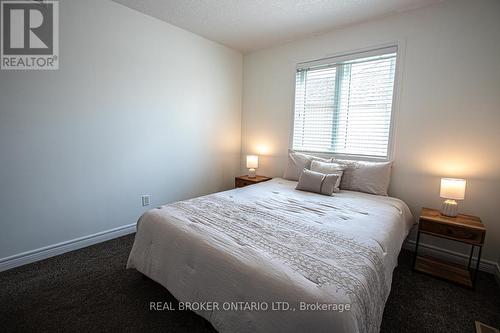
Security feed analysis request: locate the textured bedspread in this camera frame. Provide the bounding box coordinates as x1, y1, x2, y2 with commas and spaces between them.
127, 178, 414, 333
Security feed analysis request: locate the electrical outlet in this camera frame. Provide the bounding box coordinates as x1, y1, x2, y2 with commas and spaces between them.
141, 195, 151, 207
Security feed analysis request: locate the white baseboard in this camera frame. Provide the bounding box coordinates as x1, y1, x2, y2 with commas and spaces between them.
0, 223, 136, 273
404, 239, 500, 285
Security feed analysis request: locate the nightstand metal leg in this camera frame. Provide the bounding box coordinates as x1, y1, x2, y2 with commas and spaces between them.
472, 245, 483, 288
467, 245, 474, 270
413, 230, 421, 269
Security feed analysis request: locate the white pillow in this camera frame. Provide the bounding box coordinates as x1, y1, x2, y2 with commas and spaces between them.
295, 169, 339, 196
310, 160, 344, 192
283, 150, 330, 181
333, 159, 393, 196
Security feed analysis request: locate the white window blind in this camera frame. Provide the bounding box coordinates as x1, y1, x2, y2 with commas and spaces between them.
292, 46, 397, 159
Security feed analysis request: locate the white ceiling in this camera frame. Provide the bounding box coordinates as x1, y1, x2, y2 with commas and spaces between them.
112, 0, 441, 53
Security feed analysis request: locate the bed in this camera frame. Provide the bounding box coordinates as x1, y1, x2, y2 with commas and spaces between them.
127, 178, 414, 333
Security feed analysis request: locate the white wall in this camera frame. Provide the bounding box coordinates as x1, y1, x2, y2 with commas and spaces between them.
242, 0, 500, 262
0, 0, 242, 260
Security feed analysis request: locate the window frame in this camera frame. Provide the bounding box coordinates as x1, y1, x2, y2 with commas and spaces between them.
289, 42, 404, 162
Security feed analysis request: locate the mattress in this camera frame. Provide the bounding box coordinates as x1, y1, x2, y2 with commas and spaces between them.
127, 178, 414, 333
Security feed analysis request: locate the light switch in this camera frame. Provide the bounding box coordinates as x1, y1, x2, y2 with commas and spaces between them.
141, 195, 151, 206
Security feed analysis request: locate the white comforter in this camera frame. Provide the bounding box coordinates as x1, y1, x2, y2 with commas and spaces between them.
127, 178, 414, 333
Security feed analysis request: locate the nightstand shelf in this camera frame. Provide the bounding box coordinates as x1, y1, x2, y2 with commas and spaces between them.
413, 208, 486, 289
415, 255, 474, 288
235, 175, 272, 188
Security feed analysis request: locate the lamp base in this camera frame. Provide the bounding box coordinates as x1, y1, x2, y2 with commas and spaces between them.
440, 199, 458, 217
248, 168, 256, 178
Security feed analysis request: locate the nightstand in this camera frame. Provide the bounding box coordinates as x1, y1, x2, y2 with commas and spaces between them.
413, 207, 486, 288
235, 175, 272, 188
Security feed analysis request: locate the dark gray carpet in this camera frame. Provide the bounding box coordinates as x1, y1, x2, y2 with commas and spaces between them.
1, 234, 499, 333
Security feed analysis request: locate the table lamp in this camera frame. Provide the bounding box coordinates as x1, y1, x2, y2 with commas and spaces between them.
440, 178, 466, 217
246, 155, 258, 178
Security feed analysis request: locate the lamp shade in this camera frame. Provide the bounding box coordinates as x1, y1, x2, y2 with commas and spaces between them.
440, 178, 466, 200
246, 155, 258, 169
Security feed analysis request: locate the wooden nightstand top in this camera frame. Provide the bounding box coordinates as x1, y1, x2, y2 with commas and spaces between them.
235, 175, 272, 182
235, 175, 272, 188
420, 207, 485, 231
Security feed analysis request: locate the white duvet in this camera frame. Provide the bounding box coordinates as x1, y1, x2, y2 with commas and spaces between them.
127, 178, 414, 333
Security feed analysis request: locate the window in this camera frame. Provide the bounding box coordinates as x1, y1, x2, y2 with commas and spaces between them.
292, 46, 398, 159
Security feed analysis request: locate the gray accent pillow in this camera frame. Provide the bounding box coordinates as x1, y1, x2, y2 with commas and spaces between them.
283, 150, 330, 181
295, 169, 339, 196
310, 160, 344, 192
333, 159, 393, 196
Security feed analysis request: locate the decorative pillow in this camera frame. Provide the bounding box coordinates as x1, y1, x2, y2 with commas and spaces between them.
332, 159, 393, 196
310, 160, 344, 192
295, 169, 339, 196
283, 150, 330, 181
